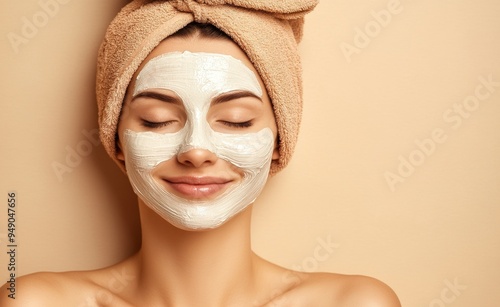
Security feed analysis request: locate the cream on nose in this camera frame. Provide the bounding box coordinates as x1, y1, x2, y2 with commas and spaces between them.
178, 115, 214, 152
176, 148, 218, 168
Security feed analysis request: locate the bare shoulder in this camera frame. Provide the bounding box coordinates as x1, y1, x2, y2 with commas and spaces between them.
268, 272, 401, 307
332, 274, 401, 307
0, 271, 86, 306
0, 268, 134, 307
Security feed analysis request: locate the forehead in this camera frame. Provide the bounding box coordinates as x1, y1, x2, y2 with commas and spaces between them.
134, 51, 262, 98
130, 36, 261, 86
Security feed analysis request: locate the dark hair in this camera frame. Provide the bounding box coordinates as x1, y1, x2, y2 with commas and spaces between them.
170, 22, 231, 40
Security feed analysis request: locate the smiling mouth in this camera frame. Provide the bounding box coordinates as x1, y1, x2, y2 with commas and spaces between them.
163, 176, 232, 199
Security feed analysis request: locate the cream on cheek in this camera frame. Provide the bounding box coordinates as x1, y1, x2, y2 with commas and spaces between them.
122, 51, 274, 230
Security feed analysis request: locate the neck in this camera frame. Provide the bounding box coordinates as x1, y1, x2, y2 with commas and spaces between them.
134, 199, 258, 306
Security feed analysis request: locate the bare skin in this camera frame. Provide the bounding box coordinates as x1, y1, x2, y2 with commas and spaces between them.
0, 193, 402, 307
0, 36, 401, 307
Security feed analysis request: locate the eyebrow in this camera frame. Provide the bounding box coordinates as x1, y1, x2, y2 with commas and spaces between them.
212, 91, 262, 105
132, 91, 181, 104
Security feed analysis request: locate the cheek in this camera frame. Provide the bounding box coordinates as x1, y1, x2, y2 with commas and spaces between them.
210, 129, 275, 170
149, 158, 177, 180
121, 129, 184, 170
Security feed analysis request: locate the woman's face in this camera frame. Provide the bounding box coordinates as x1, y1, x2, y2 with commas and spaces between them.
116, 35, 278, 230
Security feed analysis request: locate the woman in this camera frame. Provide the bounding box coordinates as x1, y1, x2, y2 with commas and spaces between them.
1, 1, 400, 306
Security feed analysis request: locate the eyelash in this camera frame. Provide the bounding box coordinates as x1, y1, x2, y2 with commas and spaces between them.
220, 120, 253, 128
141, 120, 174, 129
142, 120, 253, 129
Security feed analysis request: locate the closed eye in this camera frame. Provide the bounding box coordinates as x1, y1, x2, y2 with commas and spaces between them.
141, 120, 176, 129
218, 120, 253, 128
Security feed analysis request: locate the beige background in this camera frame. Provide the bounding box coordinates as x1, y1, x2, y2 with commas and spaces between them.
1, 0, 499, 306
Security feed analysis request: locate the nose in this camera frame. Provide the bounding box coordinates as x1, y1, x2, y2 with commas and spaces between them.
177, 148, 218, 168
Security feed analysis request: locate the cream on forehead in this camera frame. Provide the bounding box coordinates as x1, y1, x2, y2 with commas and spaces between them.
134, 51, 262, 99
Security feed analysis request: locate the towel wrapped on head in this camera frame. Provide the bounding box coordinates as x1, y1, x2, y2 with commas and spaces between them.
96, 0, 319, 174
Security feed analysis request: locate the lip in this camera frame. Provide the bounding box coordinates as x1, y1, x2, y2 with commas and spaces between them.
163, 176, 232, 199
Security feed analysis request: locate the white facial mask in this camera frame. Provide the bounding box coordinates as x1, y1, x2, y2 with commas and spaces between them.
122, 51, 274, 230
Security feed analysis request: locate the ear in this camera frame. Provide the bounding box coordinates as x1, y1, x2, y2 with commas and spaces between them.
116, 139, 125, 162
272, 139, 280, 161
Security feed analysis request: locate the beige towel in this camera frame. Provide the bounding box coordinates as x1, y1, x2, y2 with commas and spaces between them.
96, 0, 318, 174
